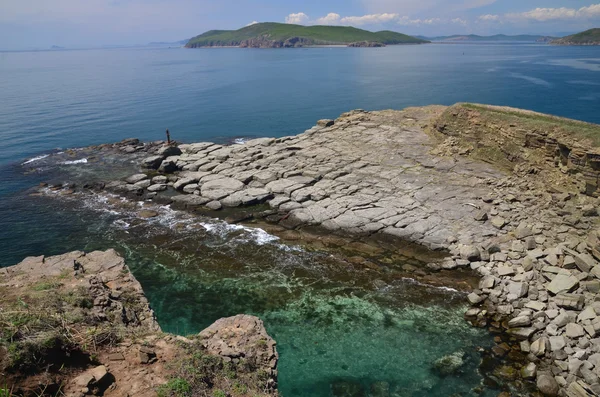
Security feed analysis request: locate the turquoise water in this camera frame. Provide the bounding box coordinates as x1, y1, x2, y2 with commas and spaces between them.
1, 43, 598, 395
2, 180, 498, 396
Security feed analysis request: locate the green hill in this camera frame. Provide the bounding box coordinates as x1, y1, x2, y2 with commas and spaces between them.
551, 28, 600, 45
186, 22, 429, 48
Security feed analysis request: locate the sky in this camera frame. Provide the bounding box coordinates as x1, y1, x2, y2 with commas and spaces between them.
1, 0, 599, 49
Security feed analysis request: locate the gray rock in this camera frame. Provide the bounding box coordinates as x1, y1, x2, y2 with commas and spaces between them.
141, 155, 164, 169
521, 362, 537, 380
508, 315, 532, 327
566, 323, 585, 338
507, 327, 536, 340
549, 336, 566, 351
125, 174, 149, 184
157, 145, 182, 157
537, 373, 559, 396
491, 216, 507, 229
205, 200, 222, 210
547, 274, 579, 295
147, 184, 167, 192
201, 178, 245, 200
531, 337, 548, 357
460, 245, 481, 262
479, 275, 496, 289
555, 294, 585, 310
467, 292, 485, 304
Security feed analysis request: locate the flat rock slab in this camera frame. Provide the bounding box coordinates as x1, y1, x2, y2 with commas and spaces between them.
159, 107, 504, 250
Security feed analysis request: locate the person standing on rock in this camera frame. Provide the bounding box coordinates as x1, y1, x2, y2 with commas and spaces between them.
166, 129, 171, 145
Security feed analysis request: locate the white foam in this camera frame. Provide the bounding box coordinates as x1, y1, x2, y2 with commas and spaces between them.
62, 158, 88, 165
234, 138, 249, 145
200, 220, 280, 245
22, 154, 49, 165
400, 277, 460, 294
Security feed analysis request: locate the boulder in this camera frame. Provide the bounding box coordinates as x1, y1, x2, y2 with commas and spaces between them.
199, 315, 278, 389
460, 245, 481, 262
158, 160, 178, 174
431, 351, 465, 376
125, 174, 149, 184
317, 119, 335, 127
141, 155, 164, 169
157, 145, 182, 157
537, 373, 559, 396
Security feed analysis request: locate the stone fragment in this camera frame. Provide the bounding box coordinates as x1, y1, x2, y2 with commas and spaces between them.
549, 336, 566, 351
508, 315, 531, 327
147, 184, 167, 192
479, 275, 495, 289
555, 294, 585, 310
525, 301, 547, 311
491, 216, 506, 229
317, 119, 334, 127
497, 265, 515, 276
567, 381, 596, 397
467, 292, 485, 304
531, 337, 548, 357
547, 274, 579, 295
573, 252, 597, 273
566, 323, 585, 338
138, 210, 159, 219
474, 210, 488, 221
460, 245, 481, 262
507, 327, 535, 340
125, 174, 149, 184
521, 362, 537, 380
206, 200, 222, 211
141, 155, 164, 169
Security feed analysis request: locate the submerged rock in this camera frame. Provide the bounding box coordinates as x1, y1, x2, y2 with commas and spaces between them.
431, 351, 465, 376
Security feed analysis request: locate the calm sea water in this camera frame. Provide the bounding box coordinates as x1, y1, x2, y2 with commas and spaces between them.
1, 43, 599, 396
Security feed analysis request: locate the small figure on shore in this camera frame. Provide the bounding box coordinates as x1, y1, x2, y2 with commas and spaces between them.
166, 129, 171, 145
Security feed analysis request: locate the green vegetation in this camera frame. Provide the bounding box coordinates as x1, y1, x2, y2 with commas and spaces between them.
186, 22, 428, 47
551, 28, 600, 45
158, 342, 272, 397
461, 103, 600, 146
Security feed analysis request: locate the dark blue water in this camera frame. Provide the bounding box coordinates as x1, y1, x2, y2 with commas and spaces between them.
1, 43, 598, 396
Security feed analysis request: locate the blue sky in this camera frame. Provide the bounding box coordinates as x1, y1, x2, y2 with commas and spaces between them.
1, 0, 599, 49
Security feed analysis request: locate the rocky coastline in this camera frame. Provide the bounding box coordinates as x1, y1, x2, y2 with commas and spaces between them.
0, 250, 279, 397
20, 103, 600, 396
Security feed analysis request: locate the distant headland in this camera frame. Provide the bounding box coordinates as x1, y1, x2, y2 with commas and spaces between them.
185, 22, 429, 48
551, 28, 600, 46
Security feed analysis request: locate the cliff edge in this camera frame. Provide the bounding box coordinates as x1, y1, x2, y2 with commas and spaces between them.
0, 250, 278, 397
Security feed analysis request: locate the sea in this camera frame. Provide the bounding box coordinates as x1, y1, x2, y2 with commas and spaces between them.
1, 43, 599, 396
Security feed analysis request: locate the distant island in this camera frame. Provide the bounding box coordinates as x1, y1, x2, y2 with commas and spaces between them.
551, 28, 600, 45
418, 34, 557, 43
185, 22, 428, 48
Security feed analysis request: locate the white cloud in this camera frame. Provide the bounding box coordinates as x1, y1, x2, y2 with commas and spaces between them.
494, 3, 600, 22
397, 16, 442, 26
451, 18, 467, 26
340, 13, 401, 26
315, 13, 341, 25
246, 21, 259, 26
478, 14, 500, 22
285, 12, 309, 25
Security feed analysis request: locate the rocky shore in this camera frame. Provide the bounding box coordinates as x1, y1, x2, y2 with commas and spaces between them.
29, 103, 600, 396
0, 250, 278, 397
